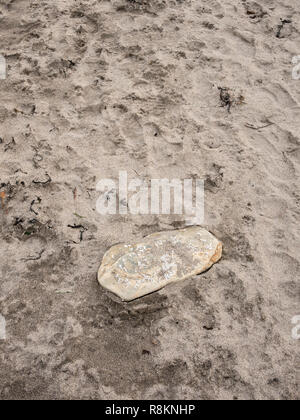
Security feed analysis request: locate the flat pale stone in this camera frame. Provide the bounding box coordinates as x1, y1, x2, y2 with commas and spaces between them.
98, 227, 222, 301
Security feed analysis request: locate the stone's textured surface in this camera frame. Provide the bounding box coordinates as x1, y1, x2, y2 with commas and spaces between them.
98, 227, 222, 301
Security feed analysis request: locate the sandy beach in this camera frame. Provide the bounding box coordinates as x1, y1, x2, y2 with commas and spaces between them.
0, 0, 299, 400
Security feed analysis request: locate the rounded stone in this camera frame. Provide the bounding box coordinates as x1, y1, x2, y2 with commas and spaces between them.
98, 226, 222, 301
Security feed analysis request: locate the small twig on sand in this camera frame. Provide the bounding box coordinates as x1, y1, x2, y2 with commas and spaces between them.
276, 19, 292, 39
55, 290, 73, 294
218, 87, 233, 113
4, 137, 16, 152
0, 191, 5, 210
74, 212, 85, 219
245, 122, 274, 130
68, 224, 88, 242
67, 224, 86, 229
30, 197, 41, 215
32, 174, 52, 185
22, 249, 45, 262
